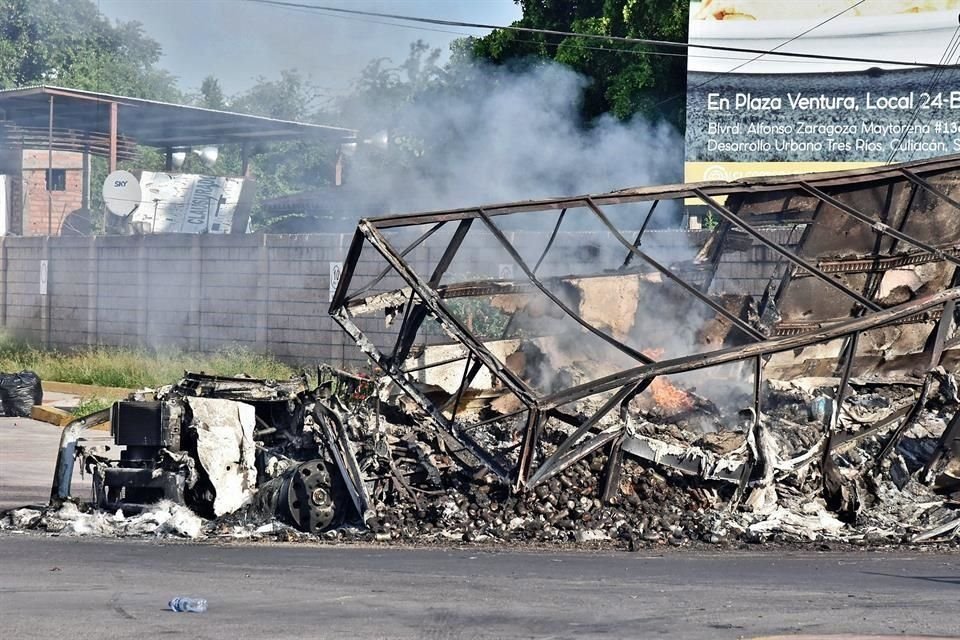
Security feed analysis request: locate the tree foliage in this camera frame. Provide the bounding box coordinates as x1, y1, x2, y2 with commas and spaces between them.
0, 0, 692, 231
0, 0, 178, 100
333, 41, 448, 169
227, 70, 339, 223
198, 76, 225, 111
471, 0, 688, 128
174, 71, 343, 227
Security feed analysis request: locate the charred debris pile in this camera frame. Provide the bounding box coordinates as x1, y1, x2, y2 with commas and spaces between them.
8, 156, 960, 547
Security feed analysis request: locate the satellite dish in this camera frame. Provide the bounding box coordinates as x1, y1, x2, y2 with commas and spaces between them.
171, 151, 187, 170
102, 170, 141, 217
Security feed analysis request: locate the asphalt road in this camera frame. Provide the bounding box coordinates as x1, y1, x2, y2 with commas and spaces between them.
2, 416, 958, 639
0, 535, 957, 640
0, 415, 99, 510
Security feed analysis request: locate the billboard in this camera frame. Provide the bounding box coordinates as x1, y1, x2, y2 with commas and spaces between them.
132, 172, 255, 234
685, 0, 960, 184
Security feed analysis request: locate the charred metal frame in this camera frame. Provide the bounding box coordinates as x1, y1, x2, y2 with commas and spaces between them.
50, 409, 112, 503
330, 155, 960, 492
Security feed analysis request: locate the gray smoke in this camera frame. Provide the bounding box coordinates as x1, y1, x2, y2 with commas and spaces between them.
335, 59, 758, 417
343, 60, 683, 215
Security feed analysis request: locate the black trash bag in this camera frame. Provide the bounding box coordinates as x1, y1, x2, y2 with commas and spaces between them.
0, 371, 43, 417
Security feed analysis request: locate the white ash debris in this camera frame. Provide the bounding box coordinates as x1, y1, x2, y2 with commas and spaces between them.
186, 397, 257, 516
7, 507, 43, 530
3, 368, 958, 550
746, 504, 847, 541
2, 500, 203, 539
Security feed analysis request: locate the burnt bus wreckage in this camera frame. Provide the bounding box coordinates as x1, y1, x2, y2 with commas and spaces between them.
44, 155, 960, 544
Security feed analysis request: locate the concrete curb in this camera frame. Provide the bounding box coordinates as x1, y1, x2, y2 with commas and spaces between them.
29, 405, 74, 427
43, 381, 133, 400
27, 405, 111, 431
22, 380, 129, 431
30, 380, 134, 431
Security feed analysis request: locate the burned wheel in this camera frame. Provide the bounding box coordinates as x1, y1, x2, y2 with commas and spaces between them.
282, 459, 340, 533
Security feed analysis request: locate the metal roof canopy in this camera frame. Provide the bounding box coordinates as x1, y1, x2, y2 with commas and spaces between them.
0, 85, 356, 152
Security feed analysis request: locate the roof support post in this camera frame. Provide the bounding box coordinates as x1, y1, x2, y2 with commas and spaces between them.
241, 142, 252, 177
334, 148, 344, 186
47, 95, 54, 235
108, 101, 118, 173
81, 147, 90, 211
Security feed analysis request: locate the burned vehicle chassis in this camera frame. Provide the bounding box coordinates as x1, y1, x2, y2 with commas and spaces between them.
330, 155, 960, 503
50, 371, 374, 531
43, 156, 960, 541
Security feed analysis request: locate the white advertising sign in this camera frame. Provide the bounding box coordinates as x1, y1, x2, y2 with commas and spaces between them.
39, 260, 48, 295
685, 0, 960, 183
132, 172, 251, 234
329, 261, 343, 301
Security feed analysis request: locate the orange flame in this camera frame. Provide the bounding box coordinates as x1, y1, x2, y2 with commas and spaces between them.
643, 349, 695, 414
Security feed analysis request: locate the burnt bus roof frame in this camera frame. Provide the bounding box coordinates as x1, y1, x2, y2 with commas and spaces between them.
330, 155, 960, 491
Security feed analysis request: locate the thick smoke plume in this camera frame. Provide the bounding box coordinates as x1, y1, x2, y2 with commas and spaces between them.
343, 61, 683, 215
336, 59, 757, 418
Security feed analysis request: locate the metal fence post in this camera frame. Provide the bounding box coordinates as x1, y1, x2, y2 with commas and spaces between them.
137, 234, 148, 347
256, 234, 269, 352
0, 236, 7, 330
86, 235, 98, 345
190, 234, 202, 352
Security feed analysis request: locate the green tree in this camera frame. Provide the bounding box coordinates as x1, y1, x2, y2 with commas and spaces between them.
231, 69, 319, 122
0, 0, 178, 100
470, 0, 688, 128
227, 70, 340, 226
198, 76, 226, 110
333, 41, 447, 166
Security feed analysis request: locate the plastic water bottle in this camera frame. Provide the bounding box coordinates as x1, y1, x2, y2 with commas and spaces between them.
168, 596, 207, 613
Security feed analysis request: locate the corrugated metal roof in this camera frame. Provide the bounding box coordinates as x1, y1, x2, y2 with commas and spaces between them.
0, 85, 356, 148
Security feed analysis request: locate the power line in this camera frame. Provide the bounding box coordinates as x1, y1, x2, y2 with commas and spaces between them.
296, 4, 845, 68
887, 25, 960, 163
245, 0, 959, 70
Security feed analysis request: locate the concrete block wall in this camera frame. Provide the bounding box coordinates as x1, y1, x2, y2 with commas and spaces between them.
0, 229, 784, 369
710, 228, 800, 296
1, 236, 46, 345
0, 233, 356, 366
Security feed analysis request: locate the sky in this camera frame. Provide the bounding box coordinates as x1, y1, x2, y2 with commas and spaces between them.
97, 0, 523, 98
